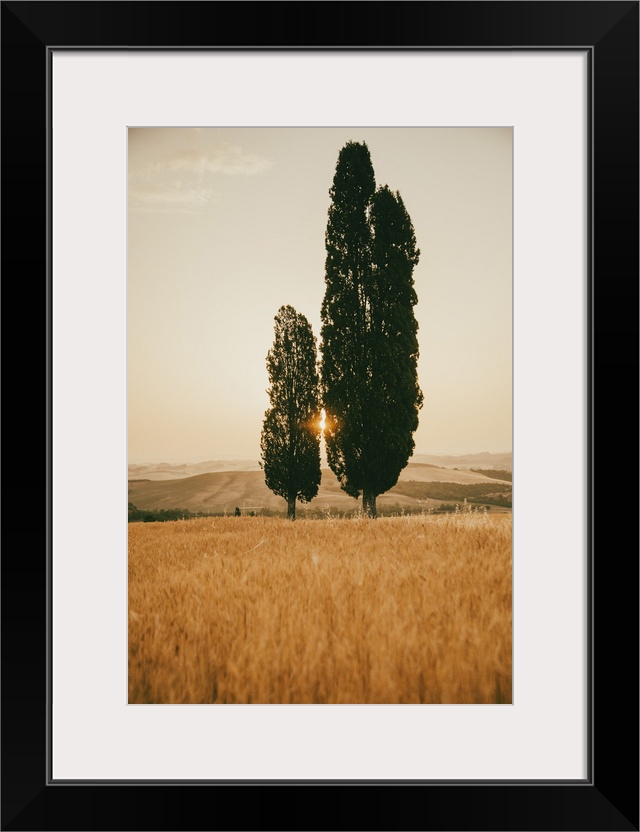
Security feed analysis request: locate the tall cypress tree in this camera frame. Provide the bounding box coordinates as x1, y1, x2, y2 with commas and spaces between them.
320, 143, 422, 517
320, 141, 376, 504
260, 305, 322, 520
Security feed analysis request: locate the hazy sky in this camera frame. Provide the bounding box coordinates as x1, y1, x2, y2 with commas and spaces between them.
128, 127, 511, 463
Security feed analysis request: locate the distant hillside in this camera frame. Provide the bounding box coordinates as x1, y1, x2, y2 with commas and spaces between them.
128, 452, 512, 481
412, 452, 512, 470
128, 459, 261, 481
471, 468, 512, 482
128, 463, 511, 516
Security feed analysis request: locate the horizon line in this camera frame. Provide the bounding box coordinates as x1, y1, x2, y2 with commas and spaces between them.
129, 449, 514, 466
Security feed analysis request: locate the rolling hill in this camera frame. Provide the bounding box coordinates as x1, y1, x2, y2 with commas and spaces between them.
128, 452, 512, 482
128, 463, 511, 515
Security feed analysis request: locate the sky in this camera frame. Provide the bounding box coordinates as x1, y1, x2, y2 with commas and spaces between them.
128, 127, 512, 463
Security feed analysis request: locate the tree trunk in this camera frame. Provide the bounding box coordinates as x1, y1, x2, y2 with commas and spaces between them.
287, 493, 296, 520
363, 489, 377, 518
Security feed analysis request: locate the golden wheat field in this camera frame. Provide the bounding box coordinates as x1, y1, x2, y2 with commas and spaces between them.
128, 513, 512, 704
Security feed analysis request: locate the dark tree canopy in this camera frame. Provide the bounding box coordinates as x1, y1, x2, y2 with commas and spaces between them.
260, 305, 322, 520
320, 142, 422, 516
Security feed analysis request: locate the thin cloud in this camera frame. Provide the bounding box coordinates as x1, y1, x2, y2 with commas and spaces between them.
129, 184, 219, 214
129, 134, 273, 214
139, 146, 273, 179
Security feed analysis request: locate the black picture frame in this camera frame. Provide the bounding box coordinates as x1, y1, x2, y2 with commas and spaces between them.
2, 2, 638, 830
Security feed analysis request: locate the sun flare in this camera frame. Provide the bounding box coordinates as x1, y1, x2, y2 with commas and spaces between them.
319, 408, 326, 432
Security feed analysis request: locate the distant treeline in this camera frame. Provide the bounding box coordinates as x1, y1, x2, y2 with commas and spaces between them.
470, 469, 512, 482
128, 503, 196, 523
128, 501, 508, 523
128, 486, 513, 523
392, 481, 512, 507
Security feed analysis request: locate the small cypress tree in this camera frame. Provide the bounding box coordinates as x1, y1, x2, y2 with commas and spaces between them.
260, 305, 322, 520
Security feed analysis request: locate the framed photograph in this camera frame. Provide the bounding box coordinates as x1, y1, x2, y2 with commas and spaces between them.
126, 123, 514, 709
3, 2, 637, 830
